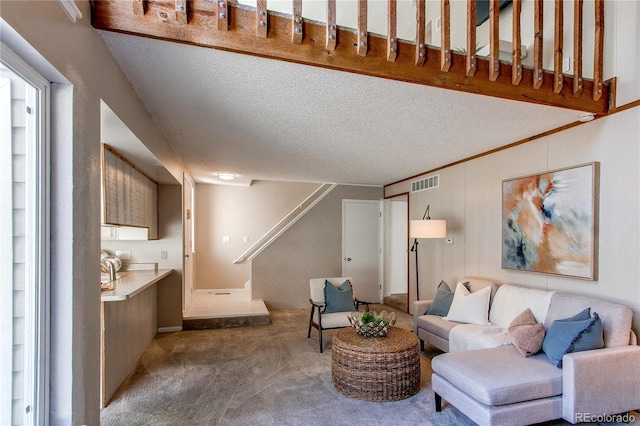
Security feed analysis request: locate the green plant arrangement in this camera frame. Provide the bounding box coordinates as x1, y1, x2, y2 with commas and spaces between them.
348, 310, 397, 338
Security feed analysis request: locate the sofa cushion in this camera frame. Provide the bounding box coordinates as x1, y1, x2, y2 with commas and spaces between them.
444, 283, 491, 325
431, 345, 562, 406
545, 293, 633, 348
448, 324, 511, 352
417, 315, 460, 340
489, 284, 555, 328
312, 311, 352, 329
508, 308, 546, 357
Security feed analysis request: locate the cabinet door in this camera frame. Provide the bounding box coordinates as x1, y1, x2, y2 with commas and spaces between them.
102, 145, 158, 238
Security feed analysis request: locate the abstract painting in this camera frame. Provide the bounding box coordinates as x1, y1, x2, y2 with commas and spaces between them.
502, 163, 599, 280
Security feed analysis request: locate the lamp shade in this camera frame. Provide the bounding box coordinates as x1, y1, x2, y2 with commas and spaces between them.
410, 219, 447, 239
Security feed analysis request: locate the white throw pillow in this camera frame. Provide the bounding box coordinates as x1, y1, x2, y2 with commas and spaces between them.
444, 283, 491, 325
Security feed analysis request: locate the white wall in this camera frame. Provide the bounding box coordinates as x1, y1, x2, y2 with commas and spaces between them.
195, 180, 322, 289
387, 107, 640, 335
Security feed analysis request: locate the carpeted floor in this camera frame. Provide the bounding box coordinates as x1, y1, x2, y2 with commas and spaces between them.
100, 305, 637, 426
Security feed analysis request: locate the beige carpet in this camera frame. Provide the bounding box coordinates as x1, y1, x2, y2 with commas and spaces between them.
100, 305, 636, 426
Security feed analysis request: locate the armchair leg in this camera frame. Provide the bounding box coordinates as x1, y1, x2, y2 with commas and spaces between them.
435, 393, 442, 412
319, 328, 323, 353
420, 339, 425, 352
308, 307, 314, 338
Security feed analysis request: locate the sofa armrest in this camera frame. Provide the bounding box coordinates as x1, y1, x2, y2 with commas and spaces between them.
412, 300, 433, 334
562, 345, 640, 424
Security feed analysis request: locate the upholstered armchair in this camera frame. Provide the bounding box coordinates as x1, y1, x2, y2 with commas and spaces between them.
307, 277, 371, 352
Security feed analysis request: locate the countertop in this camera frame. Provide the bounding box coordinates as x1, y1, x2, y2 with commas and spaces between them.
100, 269, 173, 302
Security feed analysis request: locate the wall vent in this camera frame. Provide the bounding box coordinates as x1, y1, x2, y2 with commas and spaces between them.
411, 174, 440, 193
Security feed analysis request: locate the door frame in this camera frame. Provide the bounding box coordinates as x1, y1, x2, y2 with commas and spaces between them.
385, 192, 410, 312
182, 173, 195, 316
342, 199, 383, 303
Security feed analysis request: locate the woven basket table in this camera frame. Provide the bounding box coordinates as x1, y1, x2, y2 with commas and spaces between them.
331, 327, 420, 402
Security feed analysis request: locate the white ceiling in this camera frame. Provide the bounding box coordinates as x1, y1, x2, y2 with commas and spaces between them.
99, 31, 587, 187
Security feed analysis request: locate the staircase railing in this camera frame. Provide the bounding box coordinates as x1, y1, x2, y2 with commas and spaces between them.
92, 0, 612, 113
233, 183, 337, 264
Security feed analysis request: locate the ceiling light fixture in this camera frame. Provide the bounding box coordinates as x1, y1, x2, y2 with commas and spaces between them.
216, 172, 236, 181
579, 113, 595, 123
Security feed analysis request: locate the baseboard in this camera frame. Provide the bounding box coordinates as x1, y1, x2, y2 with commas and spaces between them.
158, 326, 183, 333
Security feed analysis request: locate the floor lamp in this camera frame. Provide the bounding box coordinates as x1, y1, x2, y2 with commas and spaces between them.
410, 205, 447, 301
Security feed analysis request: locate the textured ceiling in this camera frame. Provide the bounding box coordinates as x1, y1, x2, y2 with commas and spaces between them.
100, 31, 586, 187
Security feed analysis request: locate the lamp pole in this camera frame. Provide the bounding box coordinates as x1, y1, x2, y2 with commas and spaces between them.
411, 238, 420, 300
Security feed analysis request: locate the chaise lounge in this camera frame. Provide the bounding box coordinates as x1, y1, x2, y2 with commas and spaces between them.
413, 278, 640, 425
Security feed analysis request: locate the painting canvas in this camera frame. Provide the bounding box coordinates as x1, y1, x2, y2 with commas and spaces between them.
502, 163, 599, 280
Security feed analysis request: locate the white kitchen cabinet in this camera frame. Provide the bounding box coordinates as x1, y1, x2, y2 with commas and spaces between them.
101, 144, 158, 239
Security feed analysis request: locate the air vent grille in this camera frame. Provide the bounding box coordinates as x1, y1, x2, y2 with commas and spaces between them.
411, 174, 439, 193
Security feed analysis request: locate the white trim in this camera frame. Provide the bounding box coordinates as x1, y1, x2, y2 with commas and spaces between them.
157, 326, 183, 333
56, 0, 83, 23
1, 41, 51, 426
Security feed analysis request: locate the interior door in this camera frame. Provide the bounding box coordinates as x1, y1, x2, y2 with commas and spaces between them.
389, 199, 408, 295
343, 200, 382, 303
183, 173, 195, 315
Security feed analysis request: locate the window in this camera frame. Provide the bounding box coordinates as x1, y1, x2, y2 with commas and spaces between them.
1, 43, 50, 426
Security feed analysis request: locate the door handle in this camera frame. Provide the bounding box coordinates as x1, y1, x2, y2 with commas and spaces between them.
346, 257, 352, 261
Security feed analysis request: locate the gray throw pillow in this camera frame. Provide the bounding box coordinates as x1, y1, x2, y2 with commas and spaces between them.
323, 280, 354, 313
425, 281, 454, 316
542, 308, 604, 368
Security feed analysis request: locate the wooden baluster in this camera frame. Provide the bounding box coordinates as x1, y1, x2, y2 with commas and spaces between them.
441, 0, 451, 72
533, 0, 543, 89
593, 0, 604, 101
175, 0, 188, 23
466, 0, 476, 77
327, 0, 337, 51
573, 0, 583, 96
292, 0, 303, 43
489, 0, 499, 81
512, 0, 522, 85
416, 0, 426, 66
257, 0, 268, 38
553, 0, 564, 94
357, 0, 368, 57
132, 0, 144, 15
387, 0, 398, 62
217, 0, 229, 31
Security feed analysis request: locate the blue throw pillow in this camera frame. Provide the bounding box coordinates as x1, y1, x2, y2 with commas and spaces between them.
323, 280, 354, 313
542, 308, 604, 368
426, 281, 454, 316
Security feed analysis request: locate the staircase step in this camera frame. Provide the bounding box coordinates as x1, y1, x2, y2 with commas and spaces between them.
383, 293, 407, 312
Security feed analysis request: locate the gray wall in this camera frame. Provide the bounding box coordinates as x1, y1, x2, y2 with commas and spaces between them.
252, 185, 382, 309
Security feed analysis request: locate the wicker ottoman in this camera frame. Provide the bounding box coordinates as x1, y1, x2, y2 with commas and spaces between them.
331, 327, 420, 402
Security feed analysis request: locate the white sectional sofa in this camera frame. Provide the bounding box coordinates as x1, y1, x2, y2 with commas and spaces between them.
413, 278, 640, 425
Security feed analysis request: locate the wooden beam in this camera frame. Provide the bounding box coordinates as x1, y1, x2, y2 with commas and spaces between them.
357, 0, 367, 56
553, 0, 563, 94
217, 0, 228, 31
387, 0, 397, 62
257, 0, 268, 38
466, 0, 476, 77
573, 0, 583, 96
512, 0, 522, 85
91, 0, 610, 114
489, 0, 499, 81
441, 0, 451, 72
292, 0, 303, 44
326, 0, 337, 51
593, 0, 604, 101
533, 0, 543, 89
415, 0, 426, 66
132, 0, 144, 15
175, 0, 187, 24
